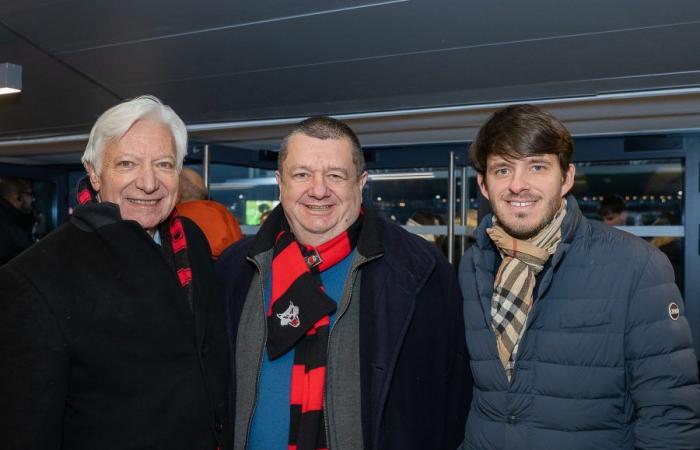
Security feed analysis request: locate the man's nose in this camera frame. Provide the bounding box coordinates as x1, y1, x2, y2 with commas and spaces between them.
508, 169, 530, 193
308, 173, 329, 198
135, 165, 159, 193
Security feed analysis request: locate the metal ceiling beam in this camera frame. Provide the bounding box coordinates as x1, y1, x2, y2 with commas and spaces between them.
1, 87, 700, 161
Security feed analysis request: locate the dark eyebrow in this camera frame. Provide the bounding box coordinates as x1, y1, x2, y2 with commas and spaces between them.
526, 157, 553, 165
487, 157, 513, 167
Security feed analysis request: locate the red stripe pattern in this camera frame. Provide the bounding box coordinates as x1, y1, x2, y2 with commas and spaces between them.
266, 215, 361, 450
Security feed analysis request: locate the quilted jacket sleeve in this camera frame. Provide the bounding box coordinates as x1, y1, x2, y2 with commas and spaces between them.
625, 247, 700, 449
0, 266, 68, 449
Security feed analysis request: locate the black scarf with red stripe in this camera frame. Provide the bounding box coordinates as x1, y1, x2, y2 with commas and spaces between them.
262, 205, 361, 450
76, 176, 194, 309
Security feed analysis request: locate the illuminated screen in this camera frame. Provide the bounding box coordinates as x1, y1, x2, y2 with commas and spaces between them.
246, 200, 279, 225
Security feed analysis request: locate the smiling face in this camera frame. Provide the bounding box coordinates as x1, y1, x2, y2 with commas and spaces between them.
85, 119, 179, 235
478, 153, 575, 239
276, 133, 367, 246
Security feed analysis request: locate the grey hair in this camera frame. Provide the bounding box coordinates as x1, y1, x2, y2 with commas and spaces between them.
81, 95, 187, 174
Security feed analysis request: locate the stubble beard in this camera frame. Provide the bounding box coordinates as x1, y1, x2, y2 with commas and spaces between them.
495, 195, 563, 240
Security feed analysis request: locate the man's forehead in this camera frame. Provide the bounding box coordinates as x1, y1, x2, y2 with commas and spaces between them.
105, 144, 175, 160
107, 123, 176, 158
287, 134, 352, 151
284, 136, 354, 163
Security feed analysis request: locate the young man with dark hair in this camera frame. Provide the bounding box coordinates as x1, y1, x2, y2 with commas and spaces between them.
459, 104, 700, 449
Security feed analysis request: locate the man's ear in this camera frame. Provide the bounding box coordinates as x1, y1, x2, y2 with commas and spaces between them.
358, 171, 368, 192
84, 163, 101, 192
560, 163, 576, 197
477, 173, 490, 200
275, 170, 282, 201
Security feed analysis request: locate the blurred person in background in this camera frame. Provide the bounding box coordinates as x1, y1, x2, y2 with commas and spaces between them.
406, 211, 442, 244
0, 176, 36, 265
177, 167, 243, 259
598, 194, 631, 226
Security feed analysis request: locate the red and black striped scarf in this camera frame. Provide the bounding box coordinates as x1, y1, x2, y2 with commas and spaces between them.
265, 207, 362, 450
76, 176, 194, 309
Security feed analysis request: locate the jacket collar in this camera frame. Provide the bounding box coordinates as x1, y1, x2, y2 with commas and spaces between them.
547, 194, 583, 269
70, 201, 123, 232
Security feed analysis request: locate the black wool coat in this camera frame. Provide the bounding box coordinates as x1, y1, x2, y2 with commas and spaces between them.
0, 202, 230, 450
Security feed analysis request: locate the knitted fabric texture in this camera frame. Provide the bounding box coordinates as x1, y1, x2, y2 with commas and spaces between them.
263, 206, 361, 450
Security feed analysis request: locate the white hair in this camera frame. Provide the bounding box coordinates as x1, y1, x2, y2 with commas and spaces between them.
81, 95, 187, 174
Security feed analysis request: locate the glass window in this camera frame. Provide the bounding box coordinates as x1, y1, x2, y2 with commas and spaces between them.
572, 159, 683, 226
366, 167, 478, 230
571, 159, 684, 290
202, 164, 278, 232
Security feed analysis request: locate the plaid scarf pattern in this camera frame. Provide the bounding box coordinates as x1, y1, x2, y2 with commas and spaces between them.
76, 176, 194, 309
263, 206, 361, 450
488, 200, 567, 381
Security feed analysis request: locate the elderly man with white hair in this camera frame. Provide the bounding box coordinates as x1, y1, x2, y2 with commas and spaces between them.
0, 96, 229, 450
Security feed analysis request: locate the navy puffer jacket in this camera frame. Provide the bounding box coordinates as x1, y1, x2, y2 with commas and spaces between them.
459, 197, 700, 449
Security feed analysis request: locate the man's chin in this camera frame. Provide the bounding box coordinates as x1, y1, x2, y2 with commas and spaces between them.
496, 218, 542, 240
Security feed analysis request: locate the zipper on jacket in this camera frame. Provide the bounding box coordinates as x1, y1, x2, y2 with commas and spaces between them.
324, 253, 382, 447
243, 256, 268, 449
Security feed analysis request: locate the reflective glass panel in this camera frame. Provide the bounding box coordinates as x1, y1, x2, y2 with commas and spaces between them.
571, 159, 684, 290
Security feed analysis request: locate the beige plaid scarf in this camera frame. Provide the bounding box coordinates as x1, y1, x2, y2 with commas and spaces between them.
488, 200, 567, 382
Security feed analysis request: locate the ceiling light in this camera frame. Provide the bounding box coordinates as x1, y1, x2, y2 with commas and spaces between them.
0, 63, 22, 95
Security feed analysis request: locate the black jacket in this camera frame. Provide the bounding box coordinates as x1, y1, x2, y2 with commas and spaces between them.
0, 202, 230, 450
0, 197, 34, 265
217, 212, 470, 449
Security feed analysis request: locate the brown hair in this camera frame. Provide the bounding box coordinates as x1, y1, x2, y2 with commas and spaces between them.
278, 116, 365, 177
470, 104, 574, 176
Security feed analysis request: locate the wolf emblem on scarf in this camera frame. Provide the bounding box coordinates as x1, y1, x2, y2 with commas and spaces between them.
277, 301, 301, 328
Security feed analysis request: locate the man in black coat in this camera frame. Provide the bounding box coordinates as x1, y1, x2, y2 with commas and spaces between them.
0, 176, 36, 265
0, 96, 229, 450
216, 116, 469, 450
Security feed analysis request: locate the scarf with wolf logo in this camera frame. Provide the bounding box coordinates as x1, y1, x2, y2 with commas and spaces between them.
265, 205, 362, 450
76, 176, 194, 309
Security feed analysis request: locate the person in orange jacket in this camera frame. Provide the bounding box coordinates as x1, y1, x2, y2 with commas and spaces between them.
177, 167, 243, 259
